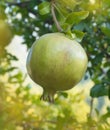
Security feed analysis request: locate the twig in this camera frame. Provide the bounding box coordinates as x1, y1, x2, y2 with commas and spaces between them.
51, 1, 62, 32
89, 98, 94, 118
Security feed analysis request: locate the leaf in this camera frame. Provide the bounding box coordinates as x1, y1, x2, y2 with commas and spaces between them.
74, 22, 86, 31
8, 72, 25, 83
54, 3, 66, 19
93, 53, 103, 65
90, 84, 108, 98
72, 30, 85, 42
57, 91, 68, 98
95, 108, 100, 117
103, 0, 110, 7
101, 23, 110, 37
6, 67, 17, 72
65, 11, 89, 26
64, 30, 85, 42
61, 23, 71, 32
38, 1, 50, 15
7, 52, 18, 61
107, 106, 110, 113
24, 84, 31, 91
65, 30, 76, 40
54, 0, 76, 17
0, 67, 5, 75
55, 0, 77, 11
101, 107, 110, 120
54, 8, 66, 25
0, 67, 17, 74
107, 69, 110, 77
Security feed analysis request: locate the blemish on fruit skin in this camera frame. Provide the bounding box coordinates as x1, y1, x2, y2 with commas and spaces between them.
64, 50, 70, 61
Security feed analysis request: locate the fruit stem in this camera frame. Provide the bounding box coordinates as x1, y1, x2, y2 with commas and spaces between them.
40, 90, 55, 103
51, 1, 63, 32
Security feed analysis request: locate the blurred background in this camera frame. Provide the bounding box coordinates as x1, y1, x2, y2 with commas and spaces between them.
0, 0, 110, 130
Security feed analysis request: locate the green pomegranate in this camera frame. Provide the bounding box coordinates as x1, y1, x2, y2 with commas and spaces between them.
26, 33, 88, 102
0, 20, 13, 47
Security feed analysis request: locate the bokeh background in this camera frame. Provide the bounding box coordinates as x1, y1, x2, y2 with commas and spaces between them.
0, 0, 110, 129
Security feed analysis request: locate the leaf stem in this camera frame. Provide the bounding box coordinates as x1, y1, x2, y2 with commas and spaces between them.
51, 1, 62, 32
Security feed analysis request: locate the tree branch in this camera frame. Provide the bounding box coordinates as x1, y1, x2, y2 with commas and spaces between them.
51, 1, 62, 32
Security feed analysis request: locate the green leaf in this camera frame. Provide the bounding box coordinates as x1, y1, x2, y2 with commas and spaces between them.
74, 22, 86, 31
0, 67, 5, 75
7, 52, 18, 61
38, 1, 50, 15
72, 30, 85, 42
61, 23, 71, 32
8, 72, 25, 83
90, 84, 108, 98
64, 30, 85, 42
54, 3, 66, 19
0, 67, 17, 74
107, 69, 110, 77
95, 108, 100, 117
65, 30, 76, 40
107, 106, 110, 113
101, 23, 110, 37
93, 53, 103, 65
55, 0, 77, 12
57, 91, 68, 98
65, 11, 89, 26
101, 107, 110, 120
54, 0, 76, 17
6, 67, 17, 72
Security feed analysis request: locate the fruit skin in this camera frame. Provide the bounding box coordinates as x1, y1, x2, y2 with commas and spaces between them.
26, 33, 88, 100
0, 20, 13, 47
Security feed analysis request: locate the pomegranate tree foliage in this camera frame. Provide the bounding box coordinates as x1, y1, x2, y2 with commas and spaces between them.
0, 0, 110, 129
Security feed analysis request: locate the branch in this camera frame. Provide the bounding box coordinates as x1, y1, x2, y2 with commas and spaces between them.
51, 1, 63, 32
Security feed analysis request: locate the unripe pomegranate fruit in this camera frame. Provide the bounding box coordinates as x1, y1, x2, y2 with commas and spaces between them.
26, 33, 88, 102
